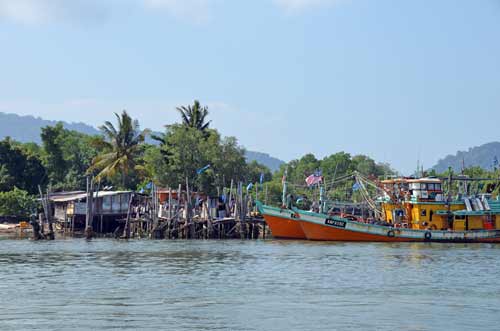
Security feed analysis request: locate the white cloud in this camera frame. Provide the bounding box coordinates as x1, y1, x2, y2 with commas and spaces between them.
273, 0, 345, 13
0, 0, 109, 25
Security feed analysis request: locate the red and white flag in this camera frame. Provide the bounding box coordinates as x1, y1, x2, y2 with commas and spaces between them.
305, 174, 323, 186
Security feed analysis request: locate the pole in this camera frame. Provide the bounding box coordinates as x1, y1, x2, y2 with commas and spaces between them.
282, 169, 288, 208
265, 184, 268, 205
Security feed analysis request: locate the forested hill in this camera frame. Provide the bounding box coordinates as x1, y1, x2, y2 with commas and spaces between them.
245, 151, 284, 172
432, 142, 500, 173
0, 112, 285, 172
0, 112, 99, 143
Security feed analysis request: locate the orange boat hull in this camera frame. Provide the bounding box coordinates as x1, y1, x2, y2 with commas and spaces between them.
263, 214, 306, 239
300, 220, 500, 242
301, 220, 420, 242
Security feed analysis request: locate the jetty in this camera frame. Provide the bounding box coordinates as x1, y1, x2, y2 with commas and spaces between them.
22, 179, 268, 241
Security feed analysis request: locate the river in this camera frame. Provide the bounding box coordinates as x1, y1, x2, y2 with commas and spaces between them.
1, 239, 499, 330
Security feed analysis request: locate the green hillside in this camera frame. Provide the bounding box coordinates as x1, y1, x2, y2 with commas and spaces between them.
432, 142, 500, 173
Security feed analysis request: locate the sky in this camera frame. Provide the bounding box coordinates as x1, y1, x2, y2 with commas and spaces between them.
1, 0, 499, 174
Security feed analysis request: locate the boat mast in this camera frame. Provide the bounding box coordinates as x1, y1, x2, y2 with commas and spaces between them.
282, 168, 288, 208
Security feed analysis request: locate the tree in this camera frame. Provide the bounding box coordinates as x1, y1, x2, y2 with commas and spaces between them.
145, 124, 250, 196
41, 124, 67, 185
89, 111, 149, 189
39, 124, 99, 190
0, 188, 38, 218
0, 138, 46, 194
246, 161, 272, 184
176, 100, 211, 132
147, 125, 211, 190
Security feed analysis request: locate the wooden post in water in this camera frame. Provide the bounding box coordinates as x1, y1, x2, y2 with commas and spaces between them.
229, 179, 234, 215
37, 185, 51, 239
239, 182, 246, 239
46, 186, 55, 240
123, 193, 134, 239
186, 177, 195, 239
85, 177, 94, 240
177, 184, 182, 239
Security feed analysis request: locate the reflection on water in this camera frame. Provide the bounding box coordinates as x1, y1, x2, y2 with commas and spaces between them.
1, 239, 499, 330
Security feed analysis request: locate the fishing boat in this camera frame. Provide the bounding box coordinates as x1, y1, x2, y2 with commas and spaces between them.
259, 203, 306, 239
259, 173, 500, 243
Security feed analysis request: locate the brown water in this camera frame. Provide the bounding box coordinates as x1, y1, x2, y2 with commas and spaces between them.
1, 239, 499, 330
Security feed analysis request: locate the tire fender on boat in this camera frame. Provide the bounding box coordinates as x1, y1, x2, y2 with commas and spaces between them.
424, 231, 432, 241
387, 230, 395, 238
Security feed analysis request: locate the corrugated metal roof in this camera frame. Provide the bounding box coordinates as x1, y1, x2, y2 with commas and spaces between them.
50, 191, 132, 202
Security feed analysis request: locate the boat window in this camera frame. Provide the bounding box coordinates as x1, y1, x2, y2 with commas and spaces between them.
410, 183, 420, 190
421, 209, 427, 217
420, 183, 427, 190
436, 184, 442, 191
455, 215, 465, 220
428, 183, 435, 190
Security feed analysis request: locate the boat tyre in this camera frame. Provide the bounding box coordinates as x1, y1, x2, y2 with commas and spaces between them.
387, 230, 395, 238
424, 231, 432, 241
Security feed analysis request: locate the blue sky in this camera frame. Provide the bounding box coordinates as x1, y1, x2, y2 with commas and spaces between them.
1, 0, 499, 174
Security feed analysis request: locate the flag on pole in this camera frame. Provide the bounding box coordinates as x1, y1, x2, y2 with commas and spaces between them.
306, 173, 323, 187
352, 183, 361, 191
259, 173, 265, 184
196, 164, 211, 175
247, 183, 254, 192
282, 169, 287, 185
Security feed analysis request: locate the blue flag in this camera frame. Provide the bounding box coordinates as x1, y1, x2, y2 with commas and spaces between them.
145, 182, 153, 189
196, 164, 211, 175
246, 183, 254, 192
352, 183, 361, 191
259, 173, 265, 184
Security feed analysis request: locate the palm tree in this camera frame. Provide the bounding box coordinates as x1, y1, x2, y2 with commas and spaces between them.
89, 111, 149, 188
176, 100, 211, 131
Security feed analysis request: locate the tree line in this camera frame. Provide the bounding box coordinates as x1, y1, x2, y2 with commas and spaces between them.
7, 100, 479, 218
0, 101, 273, 217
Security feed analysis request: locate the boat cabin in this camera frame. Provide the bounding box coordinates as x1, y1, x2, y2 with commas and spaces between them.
380, 177, 500, 231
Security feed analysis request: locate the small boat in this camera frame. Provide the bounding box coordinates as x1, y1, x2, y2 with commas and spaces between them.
258, 203, 307, 239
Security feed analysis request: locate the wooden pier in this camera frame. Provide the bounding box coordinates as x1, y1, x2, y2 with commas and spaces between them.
30, 180, 270, 241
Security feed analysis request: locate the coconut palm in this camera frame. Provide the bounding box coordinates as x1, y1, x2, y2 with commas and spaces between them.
176, 100, 211, 131
89, 111, 149, 187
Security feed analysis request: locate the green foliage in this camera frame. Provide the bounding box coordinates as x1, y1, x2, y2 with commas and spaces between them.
0, 188, 38, 218
41, 124, 67, 184
265, 151, 396, 206
176, 100, 211, 132
40, 123, 98, 191
146, 125, 251, 196
90, 111, 149, 189
0, 137, 46, 194
246, 160, 273, 184
436, 166, 500, 197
